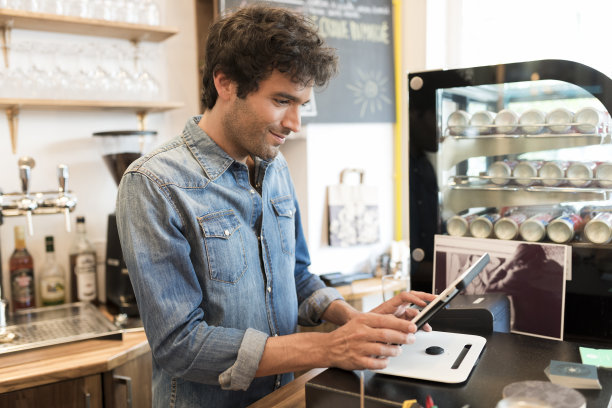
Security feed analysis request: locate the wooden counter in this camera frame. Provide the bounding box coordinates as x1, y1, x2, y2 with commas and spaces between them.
247, 368, 324, 408
0, 330, 149, 393
0, 330, 151, 408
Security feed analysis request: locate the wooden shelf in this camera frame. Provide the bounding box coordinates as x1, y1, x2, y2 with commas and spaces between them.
0, 10, 182, 153
2, 98, 183, 153
0, 98, 183, 112
335, 277, 406, 302
0, 9, 178, 42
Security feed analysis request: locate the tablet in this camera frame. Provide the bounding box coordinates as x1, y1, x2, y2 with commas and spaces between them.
411, 252, 490, 330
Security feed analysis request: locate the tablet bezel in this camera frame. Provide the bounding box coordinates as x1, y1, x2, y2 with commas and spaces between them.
411, 252, 490, 329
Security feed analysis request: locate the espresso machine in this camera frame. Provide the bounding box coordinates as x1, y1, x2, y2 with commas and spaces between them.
93, 130, 157, 317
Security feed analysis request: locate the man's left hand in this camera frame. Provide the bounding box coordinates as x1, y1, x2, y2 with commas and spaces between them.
370, 290, 437, 331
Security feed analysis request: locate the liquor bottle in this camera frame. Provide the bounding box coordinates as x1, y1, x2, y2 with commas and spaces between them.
69, 216, 98, 304
9, 225, 36, 311
40, 236, 66, 306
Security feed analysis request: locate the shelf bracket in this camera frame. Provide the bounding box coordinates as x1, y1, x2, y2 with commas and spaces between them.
6, 106, 20, 154
1, 20, 13, 68
131, 39, 141, 72
136, 111, 147, 131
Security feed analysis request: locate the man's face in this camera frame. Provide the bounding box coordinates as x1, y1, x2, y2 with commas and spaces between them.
222, 70, 312, 162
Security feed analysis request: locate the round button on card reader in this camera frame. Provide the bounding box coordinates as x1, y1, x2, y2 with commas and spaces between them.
425, 346, 444, 355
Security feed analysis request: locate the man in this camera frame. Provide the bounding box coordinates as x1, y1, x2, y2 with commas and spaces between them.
116, 4, 435, 407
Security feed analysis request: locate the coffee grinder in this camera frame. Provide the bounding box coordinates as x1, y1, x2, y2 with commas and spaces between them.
93, 130, 157, 317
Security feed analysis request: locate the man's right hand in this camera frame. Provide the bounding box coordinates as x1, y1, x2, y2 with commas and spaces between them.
324, 312, 417, 371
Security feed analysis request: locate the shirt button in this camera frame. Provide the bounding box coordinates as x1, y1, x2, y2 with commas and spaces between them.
288, 210, 292, 216
224, 229, 230, 236
267, 286, 271, 293
250, 189, 256, 194
275, 380, 281, 388
273, 334, 278, 337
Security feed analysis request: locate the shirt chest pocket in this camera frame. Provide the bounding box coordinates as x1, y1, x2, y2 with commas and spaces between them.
198, 210, 247, 284
271, 196, 296, 255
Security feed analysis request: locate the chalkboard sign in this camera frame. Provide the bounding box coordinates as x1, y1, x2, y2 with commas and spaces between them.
219, 0, 396, 123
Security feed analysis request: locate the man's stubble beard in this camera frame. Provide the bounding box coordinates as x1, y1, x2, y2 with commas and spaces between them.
222, 98, 281, 162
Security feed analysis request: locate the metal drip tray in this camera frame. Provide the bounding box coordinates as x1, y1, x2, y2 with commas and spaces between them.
0, 302, 123, 355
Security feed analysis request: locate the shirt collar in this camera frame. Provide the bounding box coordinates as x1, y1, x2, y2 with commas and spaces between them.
182, 115, 276, 180
181, 115, 237, 180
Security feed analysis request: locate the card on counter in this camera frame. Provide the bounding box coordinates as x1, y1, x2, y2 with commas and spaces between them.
544, 360, 602, 390
579, 346, 612, 368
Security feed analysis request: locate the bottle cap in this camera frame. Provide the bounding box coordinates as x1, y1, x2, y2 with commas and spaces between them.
14, 225, 25, 239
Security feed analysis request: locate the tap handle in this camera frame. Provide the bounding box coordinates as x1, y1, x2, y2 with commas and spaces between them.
19, 165, 31, 197
58, 164, 69, 194
26, 210, 34, 236
17, 156, 36, 169
64, 209, 72, 233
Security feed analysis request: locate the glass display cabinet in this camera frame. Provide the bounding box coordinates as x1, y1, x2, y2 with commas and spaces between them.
408, 59, 612, 342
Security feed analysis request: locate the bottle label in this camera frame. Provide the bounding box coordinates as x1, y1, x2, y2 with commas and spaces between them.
41, 276, 66, 305
11, 268, 35, 304
75, 253, 97, 301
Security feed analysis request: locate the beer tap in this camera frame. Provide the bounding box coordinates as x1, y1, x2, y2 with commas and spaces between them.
17, 161, 37, 236
55, 164, 77, 232
0, 157, 78, 234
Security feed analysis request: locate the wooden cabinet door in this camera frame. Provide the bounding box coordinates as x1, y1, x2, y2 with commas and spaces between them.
104, 351, 152, 408
0, 374, 103, 408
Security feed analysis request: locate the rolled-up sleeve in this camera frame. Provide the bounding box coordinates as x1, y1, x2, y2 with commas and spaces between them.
218, 328, 269, 390
297, 287, 343, 326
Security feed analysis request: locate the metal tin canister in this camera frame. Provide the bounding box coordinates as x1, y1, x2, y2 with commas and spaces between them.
574, 107, 603, 134
447, 110, 470, 136
446, 213, 479, 237
470, 213, 501, 238
513, 161, 543, 186
539, 161, 569, 187
584, 212, 612, 244
595, 162, 612, 188
469, 111, 496, 135
494, 109, 519, 134
494, 212, 527, 240
546, 214, 583, 243
545, 108, 574, 134
519, 213, 554, 242
488, 160, 517, 185
566, 162, 596, 187
519, 109, 546, 134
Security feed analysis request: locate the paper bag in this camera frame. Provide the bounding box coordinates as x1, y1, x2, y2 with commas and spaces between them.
328, 169, 380, 247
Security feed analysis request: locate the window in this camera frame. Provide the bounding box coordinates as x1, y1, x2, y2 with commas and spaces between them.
427, 0, 612, 78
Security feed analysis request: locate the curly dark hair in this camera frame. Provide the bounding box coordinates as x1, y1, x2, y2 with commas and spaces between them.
201, 4, 338, 110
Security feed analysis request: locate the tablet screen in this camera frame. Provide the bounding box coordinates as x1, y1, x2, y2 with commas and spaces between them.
411, 252, 490, 329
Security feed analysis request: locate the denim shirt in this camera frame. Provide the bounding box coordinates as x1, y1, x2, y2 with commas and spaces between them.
116, 116, 342, 407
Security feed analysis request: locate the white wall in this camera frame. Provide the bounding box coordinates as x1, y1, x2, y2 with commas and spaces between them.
0, 1, 200, 303
282, 123, 395, 275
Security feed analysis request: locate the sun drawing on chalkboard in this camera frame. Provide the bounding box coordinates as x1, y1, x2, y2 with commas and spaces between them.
346, 69, 392, 118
